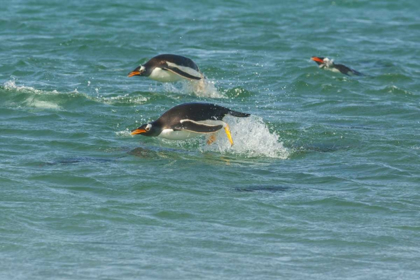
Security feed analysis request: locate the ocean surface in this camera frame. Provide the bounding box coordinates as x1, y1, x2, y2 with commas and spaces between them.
1, 0, 419, 279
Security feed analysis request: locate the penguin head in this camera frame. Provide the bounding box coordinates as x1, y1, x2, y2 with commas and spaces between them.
311, 56, 334, 68
131, 123, 161, 137
128, 65, 150, 77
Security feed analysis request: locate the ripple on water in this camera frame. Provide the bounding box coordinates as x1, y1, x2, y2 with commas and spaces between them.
162, 79, 225, 99
366, 85, 415, 96
1, 80, 151, 109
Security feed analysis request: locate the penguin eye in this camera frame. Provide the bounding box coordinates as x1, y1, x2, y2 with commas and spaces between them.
145, 124, 152, 131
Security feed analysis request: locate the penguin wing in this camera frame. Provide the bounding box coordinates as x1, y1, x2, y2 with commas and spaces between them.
163, 62, 202, 80
350, 69, 363, 76
173, 120, 223, 133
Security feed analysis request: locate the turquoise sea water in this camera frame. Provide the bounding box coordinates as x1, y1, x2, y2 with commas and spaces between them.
1, 0, 420, 279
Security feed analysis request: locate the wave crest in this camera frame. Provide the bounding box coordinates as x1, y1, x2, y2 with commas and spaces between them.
2, 80, 62, 109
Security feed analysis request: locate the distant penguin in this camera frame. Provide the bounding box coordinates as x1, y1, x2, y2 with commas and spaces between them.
128, 54, 204, 82
131, 102, 250, 146
312, 56, 363, 76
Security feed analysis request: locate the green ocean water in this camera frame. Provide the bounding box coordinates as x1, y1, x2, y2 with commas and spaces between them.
1, 0, 420, 279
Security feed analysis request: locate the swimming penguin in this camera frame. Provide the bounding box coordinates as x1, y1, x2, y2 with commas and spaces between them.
131, 102, 250, 146
128, 54, 204, 82
311, 56, 363, 76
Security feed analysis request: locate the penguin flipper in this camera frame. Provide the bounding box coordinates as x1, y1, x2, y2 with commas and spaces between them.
174, 120, 223, 133
163, 62, 202, 80
335, 64, 363, 76
350, 69, 364, 76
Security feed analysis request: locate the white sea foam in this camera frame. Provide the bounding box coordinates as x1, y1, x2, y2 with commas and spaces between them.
199, 115, 289, 159
3, 80, 43, 94
115, 129, 133, 137
3, 80, 148, 107
3, 80, 62, 109
25, 98, 61, 109
100, 94, 148, 105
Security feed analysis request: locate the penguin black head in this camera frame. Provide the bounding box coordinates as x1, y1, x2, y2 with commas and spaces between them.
128, 65, 150, 77
131, 123, 161, 137
312, 56, 334, 68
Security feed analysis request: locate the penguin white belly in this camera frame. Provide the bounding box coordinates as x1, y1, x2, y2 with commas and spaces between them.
195, 120, 226, 127
148, 67, 184, 82
321, 65, 340, 73
159, 129, 200, 140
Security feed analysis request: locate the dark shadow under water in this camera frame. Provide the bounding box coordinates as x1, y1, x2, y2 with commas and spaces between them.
43, 156, 119, 166
235, 185, 289, 193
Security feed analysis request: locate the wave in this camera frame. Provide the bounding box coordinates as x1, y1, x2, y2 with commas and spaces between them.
2, 80, 63, 109
382, 85, 414, 95
1, 80, 149, 109
4, 80, 48, 94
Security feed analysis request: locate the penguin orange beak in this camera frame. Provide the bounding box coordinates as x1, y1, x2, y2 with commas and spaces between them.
128, 66, 143, 77
311, 57, 324, 63
131, 128, 146, 135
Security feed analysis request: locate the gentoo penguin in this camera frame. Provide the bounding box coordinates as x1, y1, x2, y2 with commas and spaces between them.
311, 56, 363, 76
131, 102, 250, 146
128, 54, 204, 82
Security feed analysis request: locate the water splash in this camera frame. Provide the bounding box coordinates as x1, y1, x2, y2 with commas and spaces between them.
199, 115, 289, 159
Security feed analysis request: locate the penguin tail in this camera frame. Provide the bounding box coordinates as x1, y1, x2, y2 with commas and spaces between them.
352, 69, 364, 76
227, 109, 250, 118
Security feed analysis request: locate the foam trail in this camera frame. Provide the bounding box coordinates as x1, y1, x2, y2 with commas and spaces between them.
3, 80, 62, 109
200, 115, 289, 159
100, 94, 148, 105
2, 80, 148, 107
163, 78, 225, 98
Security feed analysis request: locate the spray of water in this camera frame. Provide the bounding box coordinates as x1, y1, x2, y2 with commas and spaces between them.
200, 115, 289, 159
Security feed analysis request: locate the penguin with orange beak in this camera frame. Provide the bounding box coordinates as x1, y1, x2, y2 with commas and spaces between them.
311, 56, 363, 76
131, 102, 250, 146
128, 54, 204, 82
